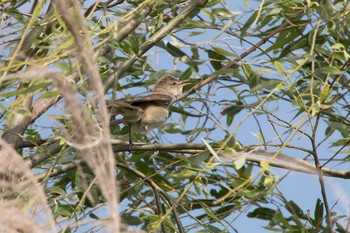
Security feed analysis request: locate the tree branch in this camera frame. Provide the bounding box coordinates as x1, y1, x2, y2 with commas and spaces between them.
178, 8, 307, 101
104, 0, 209, 91
34, 142, 350, 180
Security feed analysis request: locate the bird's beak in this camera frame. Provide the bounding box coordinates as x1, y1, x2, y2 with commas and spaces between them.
179, 80, 190, 87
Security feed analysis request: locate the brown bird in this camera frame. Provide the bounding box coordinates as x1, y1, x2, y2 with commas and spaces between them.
110, 74, 189, 145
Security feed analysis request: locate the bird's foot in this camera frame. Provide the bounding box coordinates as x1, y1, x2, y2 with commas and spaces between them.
152, 138, 160, 144
128, 139, 133, 152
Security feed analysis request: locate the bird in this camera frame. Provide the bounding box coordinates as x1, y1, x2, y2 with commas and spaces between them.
109, 74, 189, 146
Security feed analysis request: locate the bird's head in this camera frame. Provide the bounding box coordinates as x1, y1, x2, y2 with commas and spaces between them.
152, 74, 189, 101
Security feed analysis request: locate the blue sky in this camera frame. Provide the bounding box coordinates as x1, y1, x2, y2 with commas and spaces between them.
2, 0, 349, 232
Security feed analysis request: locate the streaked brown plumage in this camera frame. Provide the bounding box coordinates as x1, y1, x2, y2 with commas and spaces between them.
110, 74, 189, 145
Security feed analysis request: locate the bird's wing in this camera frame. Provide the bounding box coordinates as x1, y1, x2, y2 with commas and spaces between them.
109, 101, 143, 122
108, 94, 173, 121
127, 94, 173, 107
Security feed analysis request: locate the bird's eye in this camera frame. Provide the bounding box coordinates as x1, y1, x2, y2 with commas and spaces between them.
173, 82, 176, 85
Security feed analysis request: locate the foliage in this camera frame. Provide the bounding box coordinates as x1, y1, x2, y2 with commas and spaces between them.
0, 0, 349, 232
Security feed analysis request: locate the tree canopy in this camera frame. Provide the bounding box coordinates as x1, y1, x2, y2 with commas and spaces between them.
1, 0, 349, 232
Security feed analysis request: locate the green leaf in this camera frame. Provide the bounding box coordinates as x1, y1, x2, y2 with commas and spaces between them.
212, 47, 236, 57
240, 11, 258, 39
187, 127, 214, 135
202, 138, 220, 161
226, 114, 234, 127
180, 67, 194, 80
274, 61, 284, 74
285, 201, 305, 218
203, 206, 222, 222
270, 211, 292, 229
191, 45, 199, 60
331, 43, 345, 52
221, 102, 244, 116
243, 163, 253, 178
41, 90, 60, 98
275, 82, 287, 91
330, 138, 350, 147
46, 186, 66, 196
128, 34, 140, 53
190, 151, 210, 165
89, 213, 99, 220
0, 81, 51, 97
122, 215, 142, 226
207, 49, 227, 70
170, 170, 195, 179
166, 41, 188, 58
326, 120, 349, 135
215, 204, 235, 219
267, 28, 300, 53
221, 101, 244, 126
263, 176, 275, 188
212, 7, 234, 20
279, 32, 308, 59
58, 37, 75, 50
197, 225, 225, 233
55, 205, 74, 217
171, 106, 202, 117
135, 161, 172, 191
247, 207, 276, 220
242, 63, 260, 88
250, 79, 281, 92
260, 161, 270, 174
321, 66, 341, 75
212, 68, 239, 77
314, 199, 324, 226
320, 83, 331, 102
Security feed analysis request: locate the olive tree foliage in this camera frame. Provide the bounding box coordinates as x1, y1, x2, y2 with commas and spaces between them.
0, 0, 349, 232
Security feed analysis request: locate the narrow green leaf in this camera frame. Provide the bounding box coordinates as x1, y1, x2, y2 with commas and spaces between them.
265, 27, 301, 54
58, 37, 75, 50
321, 66, 341, 75
314, 198, 324, 225
212, 47, 236, 57
0, 81, 51, 97
203, 206, 222, 222
207, 49, 227, 70
320, 83, 331, 102
242, 63, 259, 88
250, 79, 281, 92
41, 90, 60, 98
191, 45, 199, 60
202, 138, 220, 161
247, 207, 276, 220
240, 11, 258, 39
274, 61, 284, 74
166, 42, 188, 58
285, 201, 305, 218
197, 225, 225, 233
326, 120, 349, 135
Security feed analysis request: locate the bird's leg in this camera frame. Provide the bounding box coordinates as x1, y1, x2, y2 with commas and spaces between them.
150, 132, 160, 144
128, 123, 133, 151
145, 127, 160, 144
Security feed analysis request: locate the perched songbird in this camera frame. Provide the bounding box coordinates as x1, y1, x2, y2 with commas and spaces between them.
110, 74, 189, 145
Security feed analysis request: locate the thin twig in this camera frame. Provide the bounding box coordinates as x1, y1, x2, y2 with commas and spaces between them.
104, 0, 209, 91
178, 8, 307, 101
